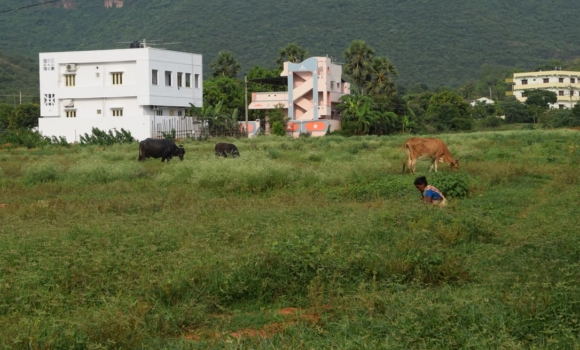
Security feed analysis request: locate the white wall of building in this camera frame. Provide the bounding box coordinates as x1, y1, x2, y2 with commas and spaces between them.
39, 116, 151, 143
39, 47, 203, 140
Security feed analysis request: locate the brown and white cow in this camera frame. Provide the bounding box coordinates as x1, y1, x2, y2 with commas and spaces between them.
402, 137, 458, 174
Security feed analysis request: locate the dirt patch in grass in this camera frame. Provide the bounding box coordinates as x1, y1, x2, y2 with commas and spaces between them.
184, 307, 324, 342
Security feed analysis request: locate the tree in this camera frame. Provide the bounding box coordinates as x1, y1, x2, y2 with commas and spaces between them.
336, 93, 378, 135
210, 51, 241, 78
203, 76, 244, 114
365, 56, 398, 97
524, 89, 557, 109
268, 104, 288, 136
276, 43, 308, 68
475, 64, 520, 102
425, 91, 472, 130
0, 104, 14, 130
8, 103, 39, 129
524, 89, 557, 124
189, 101, 239, 135
426, 91, 470, 117
458, 81, 476, 99
498, 97, 531, 123
343, 40, 375, 95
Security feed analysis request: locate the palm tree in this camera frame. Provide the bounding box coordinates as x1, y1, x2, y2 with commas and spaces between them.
365, 57, 397, 97
210, 51, 241, 78
276, 43, 308, 68
343, 40, 375, 95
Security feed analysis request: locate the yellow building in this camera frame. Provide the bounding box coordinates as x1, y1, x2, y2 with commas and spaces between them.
506, 70, 580, 109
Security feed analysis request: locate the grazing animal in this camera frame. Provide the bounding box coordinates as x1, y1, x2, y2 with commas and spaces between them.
215, 143, 240, 158
138, 138, 185, 162
402, 137, 458, 174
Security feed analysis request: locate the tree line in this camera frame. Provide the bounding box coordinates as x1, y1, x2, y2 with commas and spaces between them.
199, 41, 580, 136
3, 41, 580, 141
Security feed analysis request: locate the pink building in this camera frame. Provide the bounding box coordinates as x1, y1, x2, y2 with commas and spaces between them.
249, 57, 350, 137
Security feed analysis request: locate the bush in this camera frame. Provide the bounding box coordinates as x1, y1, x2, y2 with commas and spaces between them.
80, 128, 135, 146
22, 162, 63, 185
479, 116, 504, 128
0, 129, 65, 148
430, 173, 471, 199
271, 121, 286, 136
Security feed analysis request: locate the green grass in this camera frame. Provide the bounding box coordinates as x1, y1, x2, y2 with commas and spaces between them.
1, 130, 580, 348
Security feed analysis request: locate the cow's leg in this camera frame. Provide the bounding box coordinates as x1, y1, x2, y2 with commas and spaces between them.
410, 158, 417, 174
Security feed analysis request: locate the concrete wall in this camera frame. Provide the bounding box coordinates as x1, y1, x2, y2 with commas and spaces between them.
39, 116, 151, 143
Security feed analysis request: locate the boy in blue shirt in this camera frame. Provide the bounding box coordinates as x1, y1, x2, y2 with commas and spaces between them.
414, 176, 447, 206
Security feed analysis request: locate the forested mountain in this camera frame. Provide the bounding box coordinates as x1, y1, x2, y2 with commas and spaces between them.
0, 53, 39, 103
1, 0, 580, 88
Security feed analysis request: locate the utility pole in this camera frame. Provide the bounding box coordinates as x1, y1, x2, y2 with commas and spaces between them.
244, 74, 249, 138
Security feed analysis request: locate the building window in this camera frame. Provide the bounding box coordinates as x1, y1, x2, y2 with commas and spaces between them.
169, 110, 175, 116
43, 94, 55, 106
521, 79, 528, 85
65, 110, 77, 118
572, 78, 576, 84
152, 70, 158, 85
43, 58, 55, 71
96, 72, 100, 78
543, 78, 549, 83
112, 109, 123, 117
195, 74, 200, 88
559, 91, 564, 96
571, 91, 575, 96
177, 72, 183, 87
185, 73, 191, 88
559, 104, 565, 109
178, 110, 183, 117
97, 109, 102, 115
65, 74, 75, 87
156, 109, 162, 116
559, 78, 564, 83
165, 71, 172, 86
112, 72, 123, 85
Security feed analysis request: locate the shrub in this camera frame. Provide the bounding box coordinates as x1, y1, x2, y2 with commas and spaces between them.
430, 173, 471, 199
22, 162, 63, 185
271, 121, 286, 136
80, 128, 135, 146
479, 116, 504, 128
162, 129, 177, 140
0, 129, 65, 149
299, 131, 312, 138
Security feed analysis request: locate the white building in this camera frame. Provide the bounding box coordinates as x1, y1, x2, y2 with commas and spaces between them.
469, 97, 494, 106
506, 70, 580, 109
39, 47, 203, 142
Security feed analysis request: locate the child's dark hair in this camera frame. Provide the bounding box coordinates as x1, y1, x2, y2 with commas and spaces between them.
414, 176, 428, 186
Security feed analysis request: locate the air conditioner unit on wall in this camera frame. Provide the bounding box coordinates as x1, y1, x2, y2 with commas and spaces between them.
66, 64, 78, 72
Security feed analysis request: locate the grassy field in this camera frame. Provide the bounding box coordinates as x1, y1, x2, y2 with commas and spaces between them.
1, 130, 579, 349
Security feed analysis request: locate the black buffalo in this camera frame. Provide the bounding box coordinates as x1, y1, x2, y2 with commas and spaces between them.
215, 143, 240, 158
138, 138, 185, 162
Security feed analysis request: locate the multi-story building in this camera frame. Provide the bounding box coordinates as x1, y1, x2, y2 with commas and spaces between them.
506, 70, 580, 109
248, 57, 350, 137
39, 46, 202, 142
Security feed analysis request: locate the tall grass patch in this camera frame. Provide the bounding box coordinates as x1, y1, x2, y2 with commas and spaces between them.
21, 161, 64, 185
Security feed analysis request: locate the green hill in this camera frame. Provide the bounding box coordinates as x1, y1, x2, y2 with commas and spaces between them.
1, 0, 580, 87
0, 53, 39, 104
